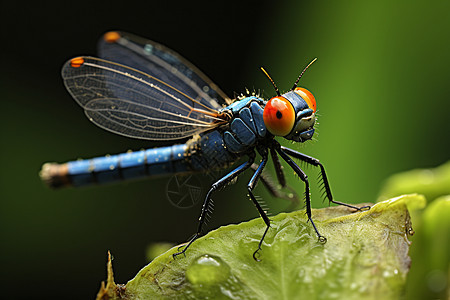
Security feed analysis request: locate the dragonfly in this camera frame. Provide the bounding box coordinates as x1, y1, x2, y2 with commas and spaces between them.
40, 31, 368, 260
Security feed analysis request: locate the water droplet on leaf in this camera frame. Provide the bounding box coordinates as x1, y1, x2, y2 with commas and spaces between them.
186, 255, 230, 285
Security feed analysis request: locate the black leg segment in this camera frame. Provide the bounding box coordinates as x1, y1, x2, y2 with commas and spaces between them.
275, 146, 326, 243
270, 147, 286, 188
247, 150, 271, 261
251, 163, 299, 202
280, 146, 370, 211
173, 152, 256, 259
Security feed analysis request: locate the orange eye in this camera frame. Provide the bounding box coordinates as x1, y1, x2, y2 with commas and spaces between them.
294, 87, 316, 112
263, 97, 296, 136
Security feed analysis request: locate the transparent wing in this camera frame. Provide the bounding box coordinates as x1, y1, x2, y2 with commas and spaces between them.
97, 31, 233, 110
62, 56, 226, 141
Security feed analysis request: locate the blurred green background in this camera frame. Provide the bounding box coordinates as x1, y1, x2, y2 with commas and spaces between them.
1, 0, 448, 299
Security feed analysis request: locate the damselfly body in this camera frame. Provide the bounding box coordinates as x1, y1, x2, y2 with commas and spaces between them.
40, 31, 368, 260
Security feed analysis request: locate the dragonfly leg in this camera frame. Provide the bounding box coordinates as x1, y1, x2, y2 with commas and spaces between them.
270, 147, 286, 188
251, 163, 299, 203
247, 151, 271, 261
275, 146, 326, 243
270, 147, 300, 207
173, 152, 256, 259
281, 146, 370, 211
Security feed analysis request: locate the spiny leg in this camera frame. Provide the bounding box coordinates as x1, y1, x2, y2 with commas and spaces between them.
271, 146, 300, 208
251, 163, 299, 202
275, 146, 326, 243
270, 147, 286, 188
173, 153, 256, 259
281, 146, 370, 211
247, 150, 271, 261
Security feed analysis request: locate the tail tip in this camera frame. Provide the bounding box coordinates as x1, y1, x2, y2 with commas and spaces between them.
40, 163, 70, 188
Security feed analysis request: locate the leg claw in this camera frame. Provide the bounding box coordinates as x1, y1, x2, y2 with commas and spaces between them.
318, 235, 327, 244
358, 205, 371, 211
253, 248, 262, 262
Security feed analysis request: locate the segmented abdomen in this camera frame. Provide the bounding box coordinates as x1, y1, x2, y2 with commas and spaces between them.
40, 130, 240, 188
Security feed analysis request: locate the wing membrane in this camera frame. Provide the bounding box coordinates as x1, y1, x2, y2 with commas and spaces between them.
98, 31, 232, 110
62, 56, 224, 140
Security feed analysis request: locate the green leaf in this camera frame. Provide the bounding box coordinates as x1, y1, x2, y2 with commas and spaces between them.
97, 194, 424, 300
378, 160, 450, 203
377, 161, 450, 299
405, 195, 450, 299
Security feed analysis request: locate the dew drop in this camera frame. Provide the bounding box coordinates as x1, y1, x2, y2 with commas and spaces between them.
185, 255, 230, 285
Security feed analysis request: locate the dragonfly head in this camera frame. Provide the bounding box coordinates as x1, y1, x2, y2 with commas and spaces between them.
263, 87, 317, 142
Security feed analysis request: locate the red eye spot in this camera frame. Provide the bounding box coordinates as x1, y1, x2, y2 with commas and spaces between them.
263, 97, 295, 136
103, 31, 121, 43
70, 57, 85, 68
294, 87, 316, 112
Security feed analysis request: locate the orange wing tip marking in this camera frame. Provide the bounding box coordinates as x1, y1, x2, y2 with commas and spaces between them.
103, 31, 121, 43
70, 57, 85, 68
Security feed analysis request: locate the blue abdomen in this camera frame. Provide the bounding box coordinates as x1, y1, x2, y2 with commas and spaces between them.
66, 144, 191, 187
40, 130, 240, 188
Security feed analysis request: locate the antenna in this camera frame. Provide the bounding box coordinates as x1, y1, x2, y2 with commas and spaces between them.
260, 67, 281, 96
291, 58, 317, 90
